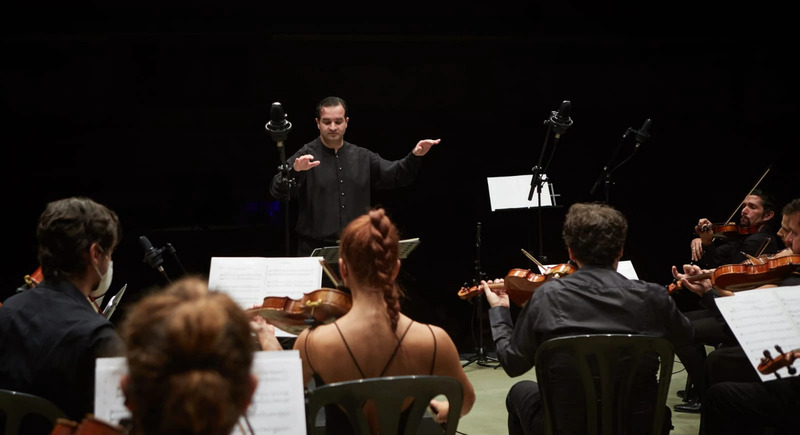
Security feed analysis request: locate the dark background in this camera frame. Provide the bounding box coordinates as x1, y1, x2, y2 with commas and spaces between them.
2, 2, 795, 353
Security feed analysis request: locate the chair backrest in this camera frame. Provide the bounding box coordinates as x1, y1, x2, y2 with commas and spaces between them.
533, 334, 674, 435
305, 375, 463, 435
0, 388, 67, 435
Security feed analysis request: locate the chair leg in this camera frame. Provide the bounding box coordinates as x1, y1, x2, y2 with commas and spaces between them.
683, 373, 692, 402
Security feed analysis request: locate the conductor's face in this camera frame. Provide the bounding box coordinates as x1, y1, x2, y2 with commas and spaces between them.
316, 104, 348, 146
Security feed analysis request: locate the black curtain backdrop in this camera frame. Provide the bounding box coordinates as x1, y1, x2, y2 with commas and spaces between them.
2, 2, 795, 352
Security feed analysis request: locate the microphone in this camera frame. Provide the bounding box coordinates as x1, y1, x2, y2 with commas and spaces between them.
476, 222, 482, 248
265, 102, 292, 145
633, 118, 652, 149
547, 100, 574, 138
139, 236, 166, 274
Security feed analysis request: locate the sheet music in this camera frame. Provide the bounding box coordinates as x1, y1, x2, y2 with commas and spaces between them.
208, 257, 322, 308
208, 256, 323, 337
94, 357, 131, 424
616, 260, 639, 280
102, 283, 126, 320
487, 174, 554, 211
714, 285, 800, 381
95, 351, 307, 434
246, 350, 307, 434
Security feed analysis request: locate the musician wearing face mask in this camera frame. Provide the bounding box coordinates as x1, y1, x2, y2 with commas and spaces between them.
0, 197, 125, 427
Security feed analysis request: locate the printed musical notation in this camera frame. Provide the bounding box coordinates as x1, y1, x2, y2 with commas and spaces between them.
715, 285, 800, 381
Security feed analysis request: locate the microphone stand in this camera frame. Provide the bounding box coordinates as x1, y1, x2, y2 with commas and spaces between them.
462, 222, 500, 369
276, 142, 293, 256
165, 243, 187, 277
527, 121, 561, 263
590, 128, 638, 204
268, 115, 293, 256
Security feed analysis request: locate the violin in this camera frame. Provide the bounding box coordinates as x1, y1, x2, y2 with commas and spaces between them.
695, 166, 771, 240
247, 288, 353, 335
757, 345, 799, 377
458, 263, 577, 306
668, 254, 800, 293
22, 265, 104, 313
23, 265, 44, 288
50, 415, 126, 435
700, 222, 759, 238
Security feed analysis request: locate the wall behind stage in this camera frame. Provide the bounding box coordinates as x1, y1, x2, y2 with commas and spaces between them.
2, 3, 796, 352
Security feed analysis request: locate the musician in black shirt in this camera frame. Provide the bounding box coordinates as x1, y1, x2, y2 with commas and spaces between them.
269, 96, 440, 256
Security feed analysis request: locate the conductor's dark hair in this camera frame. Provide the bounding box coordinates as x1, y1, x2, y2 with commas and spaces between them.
316, 96, 348, 118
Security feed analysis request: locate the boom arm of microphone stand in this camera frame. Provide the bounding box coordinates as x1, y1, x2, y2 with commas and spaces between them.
528, 123, 554, 200
590, 128, 630, 196
165, 243, 187, 276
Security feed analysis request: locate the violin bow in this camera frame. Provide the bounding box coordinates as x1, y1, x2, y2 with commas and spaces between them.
319, 259, 344, 289
756, 237, 772, 257
521, 249, 546, 272
723, 166, 771, 224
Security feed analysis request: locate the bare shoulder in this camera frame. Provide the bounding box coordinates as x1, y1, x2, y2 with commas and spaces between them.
405, 320, 455, 346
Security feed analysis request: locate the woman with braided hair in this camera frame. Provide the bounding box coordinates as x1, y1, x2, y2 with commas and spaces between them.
292, 207, 475, 433
119, 276, 260, 435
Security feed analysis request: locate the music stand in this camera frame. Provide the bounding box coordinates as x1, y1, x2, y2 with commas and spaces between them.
311, 239, 421, 288
311, 238, 421, 263
487, 174, 560, 262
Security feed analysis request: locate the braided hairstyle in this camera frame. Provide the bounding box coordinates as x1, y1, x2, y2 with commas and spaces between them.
339, 208, 404, 332
121, 276, 254, 435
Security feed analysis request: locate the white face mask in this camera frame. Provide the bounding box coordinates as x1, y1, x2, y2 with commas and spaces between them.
92, 260, 113, 299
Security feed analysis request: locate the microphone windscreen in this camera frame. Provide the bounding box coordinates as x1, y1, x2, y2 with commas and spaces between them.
556, 100, 571, 121
636, 118, 652, 144
270, 102, 285, 126
139, 236, 154, 252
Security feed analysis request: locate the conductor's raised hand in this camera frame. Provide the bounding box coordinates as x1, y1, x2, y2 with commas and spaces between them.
412, 139, 441, 156
292, 154, 321, 171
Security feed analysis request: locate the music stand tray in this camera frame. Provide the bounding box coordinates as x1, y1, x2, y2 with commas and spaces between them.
311, 238, 421, 263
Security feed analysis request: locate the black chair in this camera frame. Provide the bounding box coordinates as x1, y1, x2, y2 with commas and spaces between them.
305, 375, 464, 435
534, 334, 675, 435
0, 388, 67, 435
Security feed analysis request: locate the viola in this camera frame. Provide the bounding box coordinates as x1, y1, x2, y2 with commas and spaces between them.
458, 264, 577, 306
50, 415, 126, 435
757, 345, 799, 377
246, 288, 353, 336
668, 254, 800, 293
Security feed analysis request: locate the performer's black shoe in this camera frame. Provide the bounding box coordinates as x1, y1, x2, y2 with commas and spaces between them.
676, 389, 686, 400
674, 399, 702, 414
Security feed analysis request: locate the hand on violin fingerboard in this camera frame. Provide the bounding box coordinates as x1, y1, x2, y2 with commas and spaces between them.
482, 279, 509, 309
671, 264, 714, 297
250, 314, 282, 351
